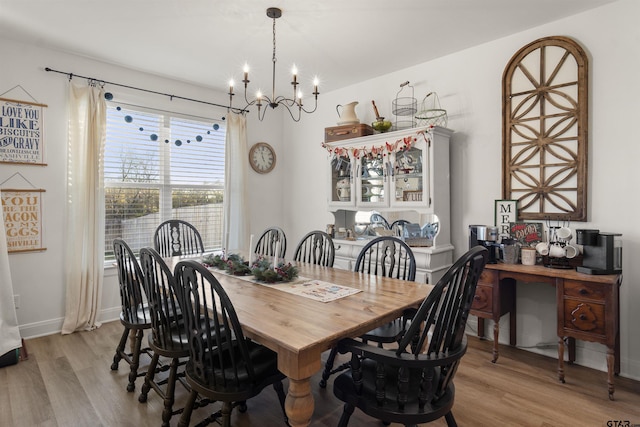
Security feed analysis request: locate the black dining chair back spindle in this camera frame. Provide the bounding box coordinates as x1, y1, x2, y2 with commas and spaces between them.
354, 236, 416, 281
154, 219, 204, 258
254, 226, 287, 259
293, 230, 335, 267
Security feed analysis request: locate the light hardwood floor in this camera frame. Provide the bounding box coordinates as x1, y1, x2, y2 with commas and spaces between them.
1, 320, 639, 426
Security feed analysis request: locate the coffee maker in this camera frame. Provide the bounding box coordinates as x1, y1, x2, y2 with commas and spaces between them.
575, 229, 622, 275
469, 225, 499, 264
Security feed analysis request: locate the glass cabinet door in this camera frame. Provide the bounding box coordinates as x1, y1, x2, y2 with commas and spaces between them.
359, 154, 387, 207
330, 155, 354, 205
392, 142, 428, 207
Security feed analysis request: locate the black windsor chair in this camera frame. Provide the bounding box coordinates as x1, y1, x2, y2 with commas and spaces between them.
174, 260, 288, 427
154, 219, 205, 258
293, 230, 335, 267
254, 226, 287, 259
332, 246, 489, 427
137, 247, 190, 427
111, 238, 153, 392
319, 236, 417, 388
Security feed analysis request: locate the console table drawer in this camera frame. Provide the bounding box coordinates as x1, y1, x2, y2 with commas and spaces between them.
563, 280, 607, 301
472, 284, 493, 313
478, 269, 498, 286
563, 300, 606, 336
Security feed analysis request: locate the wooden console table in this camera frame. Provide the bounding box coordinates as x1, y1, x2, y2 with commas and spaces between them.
470, 262, 621, 399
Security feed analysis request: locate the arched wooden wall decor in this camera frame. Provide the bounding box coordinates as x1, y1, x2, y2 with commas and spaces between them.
502, 36, 588, 221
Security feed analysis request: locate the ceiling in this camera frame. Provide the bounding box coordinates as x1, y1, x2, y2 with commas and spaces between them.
0, 0, 617, 95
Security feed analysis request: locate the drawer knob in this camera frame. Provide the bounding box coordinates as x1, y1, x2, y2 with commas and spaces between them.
579, 314, 587, 321
579, 288, 588, 295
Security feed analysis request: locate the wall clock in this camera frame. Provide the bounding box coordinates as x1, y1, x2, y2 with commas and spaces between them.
249, 142, 276, 174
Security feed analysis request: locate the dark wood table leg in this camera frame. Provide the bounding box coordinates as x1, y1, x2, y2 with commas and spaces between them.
567, 337, 576, 364
509, 287, 516, 346
477, 317, 485, 339
492, 317, 500, 363
607, 346, 615, 400
557, 336, 565, 383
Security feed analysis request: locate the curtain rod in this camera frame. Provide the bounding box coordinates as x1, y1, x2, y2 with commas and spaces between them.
44, 67, 247, 114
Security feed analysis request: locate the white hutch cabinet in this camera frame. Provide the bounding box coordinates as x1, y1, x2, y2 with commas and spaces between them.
324, 126, 454, 284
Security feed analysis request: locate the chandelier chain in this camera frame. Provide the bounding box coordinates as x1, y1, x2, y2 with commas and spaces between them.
272, 15, 277, 65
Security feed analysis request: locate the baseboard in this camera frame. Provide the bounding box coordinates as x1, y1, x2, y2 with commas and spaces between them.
18, 305, 122, 339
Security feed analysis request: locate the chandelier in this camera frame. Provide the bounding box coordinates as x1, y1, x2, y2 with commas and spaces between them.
228, 7, 319, 122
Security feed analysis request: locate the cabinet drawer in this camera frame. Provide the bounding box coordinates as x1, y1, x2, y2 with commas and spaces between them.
563, 280, 607, 301
478, 269, 498, 286
563, 300, 606, 336
472, 284, 493, 313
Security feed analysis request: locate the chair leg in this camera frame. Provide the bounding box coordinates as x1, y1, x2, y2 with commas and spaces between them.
273, 381, 288, 425
127, 329, 144, 392
320, 347, 351, 388
111, 326, 129, 370
337, 403, 355, 427
178, 390, 198, 427
138, 352, 160, 403
221, 401, 233, 427
444, 411, 458, 427
319, 347, 338, 388
160, 357, 180, 427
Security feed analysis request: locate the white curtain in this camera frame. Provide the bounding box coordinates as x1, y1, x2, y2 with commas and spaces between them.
223, 112, 249, 253
61, 83, 106, 334
0, 215, 21, 356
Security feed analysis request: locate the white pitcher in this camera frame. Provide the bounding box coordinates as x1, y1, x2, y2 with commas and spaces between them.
336, 101, 360, 125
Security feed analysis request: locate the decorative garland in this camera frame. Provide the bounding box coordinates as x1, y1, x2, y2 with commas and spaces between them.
321, 127, 432, 161
202, 253, 252, 275
251, 256, 299, 283
110, 102, 224, 147
201, 253, 299, 283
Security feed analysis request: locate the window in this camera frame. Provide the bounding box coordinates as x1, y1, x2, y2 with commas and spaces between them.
104, 104, 225, 261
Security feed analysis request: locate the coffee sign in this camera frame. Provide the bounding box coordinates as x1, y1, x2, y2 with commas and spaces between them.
0, 97, 47, 165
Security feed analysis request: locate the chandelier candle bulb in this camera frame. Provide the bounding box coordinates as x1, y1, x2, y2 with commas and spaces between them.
243, 64, 249, 84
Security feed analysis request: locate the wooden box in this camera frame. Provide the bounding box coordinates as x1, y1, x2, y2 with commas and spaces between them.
324, 124, 373, 142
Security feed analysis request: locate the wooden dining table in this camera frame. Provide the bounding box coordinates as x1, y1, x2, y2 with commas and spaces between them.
168, 257, 434, 427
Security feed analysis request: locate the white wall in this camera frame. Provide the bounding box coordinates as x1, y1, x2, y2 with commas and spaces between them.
0, 39, 283, 336
2, 0, 638, 380
283, 0, 640, 380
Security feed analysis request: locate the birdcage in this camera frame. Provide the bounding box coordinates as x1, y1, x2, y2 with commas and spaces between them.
415, 92, 447, 128
392, 81, 417, 130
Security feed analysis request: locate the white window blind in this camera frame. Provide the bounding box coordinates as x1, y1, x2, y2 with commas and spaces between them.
104, 104, 225, 261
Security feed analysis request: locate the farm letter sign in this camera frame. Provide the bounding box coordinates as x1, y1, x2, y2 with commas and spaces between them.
1, 189, 46, 252
0, 97, 47, 165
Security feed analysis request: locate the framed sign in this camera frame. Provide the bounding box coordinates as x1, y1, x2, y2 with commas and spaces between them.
1, 189, 46, 253
495, 199, 517, 237
0, 97, 47, 165
509, 222, 543, 246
